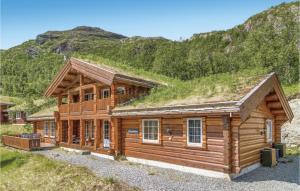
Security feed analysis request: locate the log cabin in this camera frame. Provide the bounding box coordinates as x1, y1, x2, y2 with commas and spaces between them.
29, 57, 293, 179
0, 101, 15, 123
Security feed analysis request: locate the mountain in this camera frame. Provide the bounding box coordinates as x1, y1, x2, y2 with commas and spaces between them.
1, 1, 299, 98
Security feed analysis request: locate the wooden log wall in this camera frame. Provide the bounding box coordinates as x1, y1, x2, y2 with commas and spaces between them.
121, 116, 230, 172
239, 101, 274, 169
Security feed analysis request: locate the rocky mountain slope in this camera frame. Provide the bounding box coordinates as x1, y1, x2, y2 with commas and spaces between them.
282, 99, 300, 147
0, 1, 299, 98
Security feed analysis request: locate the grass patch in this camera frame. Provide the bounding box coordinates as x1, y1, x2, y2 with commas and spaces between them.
282, 83, 300, 98
286, 146, 300, 156
0, 147, 138, 191
0, 124, 32, 137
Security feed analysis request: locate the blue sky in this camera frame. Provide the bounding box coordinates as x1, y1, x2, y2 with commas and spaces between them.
1, 0, 294, 49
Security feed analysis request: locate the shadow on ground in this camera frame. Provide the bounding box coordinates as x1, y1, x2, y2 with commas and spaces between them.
234, 156, 300, 185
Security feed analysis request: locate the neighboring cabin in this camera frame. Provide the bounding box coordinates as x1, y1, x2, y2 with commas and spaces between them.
28, 58, 293, 179
0, 101, 15, 123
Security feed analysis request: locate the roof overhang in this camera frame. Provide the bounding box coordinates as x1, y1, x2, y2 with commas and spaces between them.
112, 101, 240, 117
237, 72, 293, 122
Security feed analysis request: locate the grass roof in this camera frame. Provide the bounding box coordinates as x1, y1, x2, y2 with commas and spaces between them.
74, 54, 269, 110
0, 95, 23, 105
28, 106, 57, 118
9, 99, 49, 111
116, 69, 267, 110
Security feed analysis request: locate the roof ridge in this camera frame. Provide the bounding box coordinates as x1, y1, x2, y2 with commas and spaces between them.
71, 57, 117, 74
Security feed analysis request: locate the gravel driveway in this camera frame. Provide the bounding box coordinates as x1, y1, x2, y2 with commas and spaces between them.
36, 149, 299, 191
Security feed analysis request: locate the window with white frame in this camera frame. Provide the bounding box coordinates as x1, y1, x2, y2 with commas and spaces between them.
50, 121, 56, 137
142, 119, 159, 143
44, 122, 49, 137
187, 118, 202, 147
116, 86, 126, 95
103, 120, 110, 140
266, 119, 273, 143
16, 111, 21, 119
84, 93, 94, 101
85, 120, 94, 140
101, 88, 110, 99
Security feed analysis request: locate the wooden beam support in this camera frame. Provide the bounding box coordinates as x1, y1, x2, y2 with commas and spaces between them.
265, 94, 279, 102
267, 101, 282, 109
271, 109, 285, 115
67, 119, 73, 145
80, 119, 84, 147
94, 119, 100, 150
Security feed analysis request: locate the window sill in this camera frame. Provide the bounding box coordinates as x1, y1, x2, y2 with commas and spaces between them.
185, 143, 205, 150
142, 140, 160, 145
50, 136, 55, 138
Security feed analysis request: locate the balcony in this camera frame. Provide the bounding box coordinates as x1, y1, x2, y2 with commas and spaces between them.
59, 104, 68, 114
82, 101, 94, 112
97, 98, 111, 110
70, 103, 80, 113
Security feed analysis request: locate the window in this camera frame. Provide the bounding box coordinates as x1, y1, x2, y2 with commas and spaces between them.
101, 88, 110, 99
266, 119, 273, 143
44, 122, 49, 137
142, 119, 159, 144
187, 118, 202, 147
103, 120, 110, 148
50, 121, 56, 137
16, 112, 21, 119
117, 87, 126, 95
61, 96, 68, 104
84, 93, 94, 101
85, 120, 94, 140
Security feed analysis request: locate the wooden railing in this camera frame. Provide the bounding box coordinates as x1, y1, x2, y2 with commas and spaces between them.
59, 104, 69, 114
97, 98, 111, 110
1, 135, 40, 151
70, 103, 80, 113
117, 94, 132, 105
82, 101, 94, 112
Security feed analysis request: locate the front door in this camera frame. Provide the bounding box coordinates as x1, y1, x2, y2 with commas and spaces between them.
103, 120, 110, 149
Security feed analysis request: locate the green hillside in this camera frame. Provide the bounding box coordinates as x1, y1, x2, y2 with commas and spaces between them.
1, 1, 299, 98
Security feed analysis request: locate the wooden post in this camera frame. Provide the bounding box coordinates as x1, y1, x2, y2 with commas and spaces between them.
111, 118, 120, 155
93, 84, 97, 113
54, 111, 61, 144
223, 115, 231, 174
94, 118, 100, 150
68, 119, 73, 145
57, 96, 62, 106
110, 84, 116, 108
80, 119, 84, 147
68, 91, 71, 114
80, 74, 84, 114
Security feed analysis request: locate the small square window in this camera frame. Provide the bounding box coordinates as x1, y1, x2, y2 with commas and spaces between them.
142, 119, 159, 144
84, 93, 94, 101
101, 88, 110, 99
117, 87, 126, 95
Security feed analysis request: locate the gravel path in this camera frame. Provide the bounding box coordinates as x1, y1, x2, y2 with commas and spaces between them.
35, 149, 299, 191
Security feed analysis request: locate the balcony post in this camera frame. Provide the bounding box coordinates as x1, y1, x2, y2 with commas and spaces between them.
93, 84, 97, 112
79, 74, 84, 114
68, 119, 73, 145
111, 84, 116, 107
94, 118, 99, 150
68, 90, 71, 114
80, 119, 84, 147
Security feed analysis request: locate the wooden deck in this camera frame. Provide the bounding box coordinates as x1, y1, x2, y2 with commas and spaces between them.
2, 135, 56, 151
